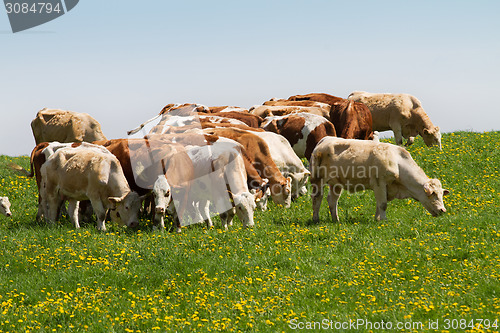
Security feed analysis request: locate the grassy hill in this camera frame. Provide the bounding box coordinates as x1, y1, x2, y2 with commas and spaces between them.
0, 131, 499, 332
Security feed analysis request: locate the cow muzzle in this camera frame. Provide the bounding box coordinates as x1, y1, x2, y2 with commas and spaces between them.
155, 206, 165, 214
128, 221, 139, 228
6, 212, 12, 217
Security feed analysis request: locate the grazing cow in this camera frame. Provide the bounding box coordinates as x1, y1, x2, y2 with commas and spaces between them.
250, 131, 310, 199
261, 112, 337, 160
310, 137, 449, 222
0, 197, 11, 217
40, 147, 145, 230
151, 175, 172, 230
94, 138, 195, 233
10, 142, 111, 221
250, 105, 330, 120
203, 128, 292, 208
31, 108, 107, 145
287, 93, 374, 140
348, 91, 442, 148
185, 140, 258, 229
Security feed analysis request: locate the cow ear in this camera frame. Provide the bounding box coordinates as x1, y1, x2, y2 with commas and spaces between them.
423, 183, 433, 196
443, 189, 450, 196
108, 196, 124, 208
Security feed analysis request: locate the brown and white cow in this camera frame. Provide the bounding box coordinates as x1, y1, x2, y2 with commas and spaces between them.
202, 128, 292, 208
40, 146, 145, 230
287, 93, 374, 140
261, 112, 337, 160
348, 91, 442, 148
0, 197, 11, 217
249, 131, 310, 199
208, 111, 263, 128
310, 137, 449, 222
93, 138, 195, 232
31, 108, 107, 145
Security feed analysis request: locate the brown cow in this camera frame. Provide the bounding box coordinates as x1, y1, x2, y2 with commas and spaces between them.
202, 127, 292, 208
287, 93, 374, 140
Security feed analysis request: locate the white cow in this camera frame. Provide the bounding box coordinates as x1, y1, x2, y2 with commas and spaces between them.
40, 147, 145, 230
250, 131, 310, 199
151, 175, 172, 230
311, 137, 449, 222
185, 140, 258, 229
0, 197, 11, 217
348, 91, 442, 148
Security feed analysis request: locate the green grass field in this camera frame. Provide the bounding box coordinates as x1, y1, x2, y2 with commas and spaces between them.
1, 131, 499, 332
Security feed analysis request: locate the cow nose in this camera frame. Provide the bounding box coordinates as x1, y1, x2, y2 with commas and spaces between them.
128, 221, 139, 228
156, 206, 165, 214
440, 207, 447, 213
6, 212, 11, 217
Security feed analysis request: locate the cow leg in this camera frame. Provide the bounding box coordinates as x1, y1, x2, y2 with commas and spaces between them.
199, 199, 213, 228
390, 122, 404, 146
68, 200, 80, 229
327, 185, 341, 222
90, 199, 107, 231
311, 180, 324, 223
373, 184, 388, 221
219, 208, 235, 230
47, 194, 62, 224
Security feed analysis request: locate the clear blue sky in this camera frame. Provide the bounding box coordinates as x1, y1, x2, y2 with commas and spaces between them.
1, 0, 499, 156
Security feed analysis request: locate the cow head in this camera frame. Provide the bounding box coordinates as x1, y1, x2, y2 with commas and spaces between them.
289, 171, 311, 200
152, 175, 171, 215
419, 179, 449, 217
422, 126, 442, 149
233, 192, 257, 228
108, 191, 145, 228
269, 177, 292, 208
0, 197, 12, 217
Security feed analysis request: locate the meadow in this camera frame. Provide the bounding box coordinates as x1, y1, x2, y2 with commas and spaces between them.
0, 131, 499, 332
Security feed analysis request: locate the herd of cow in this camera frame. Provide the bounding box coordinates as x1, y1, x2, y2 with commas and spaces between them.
2, 91, 449, 232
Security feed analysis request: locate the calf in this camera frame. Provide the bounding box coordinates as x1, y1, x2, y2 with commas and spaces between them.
261, 112, 337, 160
311, 137, 449, 222
40, 147, 145, 230
0, 197, 11, 217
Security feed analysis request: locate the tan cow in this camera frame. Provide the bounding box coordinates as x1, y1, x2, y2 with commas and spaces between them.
348, 91, 442, 148
311, 137, 449, 222
40, 146, 145, 230
31, 108, 107, 145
